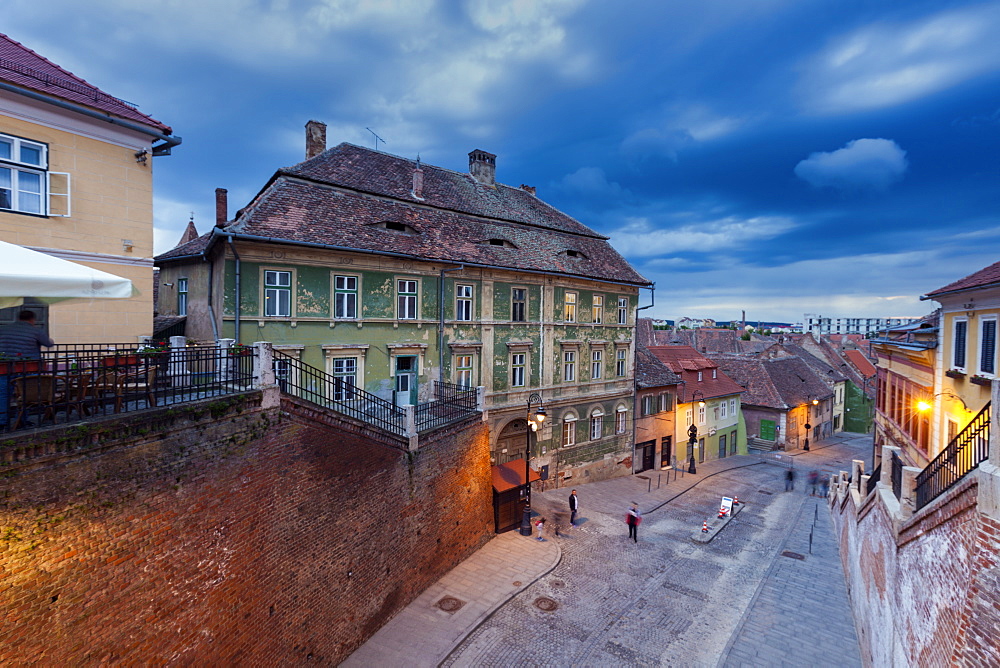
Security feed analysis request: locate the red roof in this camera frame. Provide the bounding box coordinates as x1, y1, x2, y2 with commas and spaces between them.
844, 349, 876, 378
0, 32, 170, 133
491, 459, 541, 493
925, 259, 1000, 298
645, 345, 744, 401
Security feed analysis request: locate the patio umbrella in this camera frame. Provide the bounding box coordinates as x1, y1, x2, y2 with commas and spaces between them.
0, 240, 135, 309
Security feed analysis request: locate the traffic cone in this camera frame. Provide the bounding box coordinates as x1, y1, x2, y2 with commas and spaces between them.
701, 521, 709, 533
734, 496, 740, 506
718, 506, 727, 518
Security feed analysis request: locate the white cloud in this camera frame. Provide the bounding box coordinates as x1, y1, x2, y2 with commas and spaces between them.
801, 3, 1000, 113
556, 167, 625, 197
794, 138, 907, 191
610, 214, 797, 258
620, 104, 745, 161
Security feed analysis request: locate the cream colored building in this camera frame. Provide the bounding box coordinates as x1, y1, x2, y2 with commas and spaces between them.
0, 32, 179, 344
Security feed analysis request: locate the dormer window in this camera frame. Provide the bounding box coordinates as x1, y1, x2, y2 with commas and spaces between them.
370, 221, 418, 234
561, 249, 588, 259
487, 238, 516, 248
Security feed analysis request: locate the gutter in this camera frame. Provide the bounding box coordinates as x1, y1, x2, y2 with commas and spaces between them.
0, 80, 182, 155
438, 265, 464, 378
227, 235, 241, 342
204, 253, 220, 340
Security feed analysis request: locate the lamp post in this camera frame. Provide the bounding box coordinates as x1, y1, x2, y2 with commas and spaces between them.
688, 390, 706, 473
803, 397, 818, 451
520, 392, 547, 536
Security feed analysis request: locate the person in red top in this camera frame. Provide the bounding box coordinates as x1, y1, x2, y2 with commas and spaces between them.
626, 503, 641, 543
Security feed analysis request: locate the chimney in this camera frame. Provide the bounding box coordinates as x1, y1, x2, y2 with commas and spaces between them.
215, 188, 228, 228
412, 156, 424, 199
469, 149, 496, 186
305, 120, 327, 160
520, 184, 536, 195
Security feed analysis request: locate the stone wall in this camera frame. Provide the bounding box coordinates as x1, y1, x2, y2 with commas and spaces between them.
0, 391, 493, 664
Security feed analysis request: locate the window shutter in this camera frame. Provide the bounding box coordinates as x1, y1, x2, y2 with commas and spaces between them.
954, 321, 967, 368
47, 172, 71, 217
981, 320, 996, 374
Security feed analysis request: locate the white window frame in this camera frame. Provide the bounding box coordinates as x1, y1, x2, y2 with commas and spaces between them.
456, 284, 473, 321
511, 287, 527, 322
720, 401, 728, 419
697, 371, 703, 381
953, 317, 968, 371
590, 411, 603, 440
592, 295, 603, 324
455, 353, 474, 388
511, 352, 526, 388
698, 404, 706, 425
334, 274, 359, 319
616, 348, 627, 377
397, 279, 419, 320
331, 356, 358, 401
615, 407, 627, 434
263, 269, 292, 317
980, 316, 997, 376
0, 133, 68, 217
564, 291, 577, 323
642, 395, 655, 416
177, 277, 188, 316
685, 409, 693, 427
617, 297, 628, 325
563, 350, 576, 382
591, 349, 602, 380
729, 398, 736, 416
562, 416, 577, 447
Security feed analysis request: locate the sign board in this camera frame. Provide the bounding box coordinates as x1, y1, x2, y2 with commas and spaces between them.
720, 496, 734, 516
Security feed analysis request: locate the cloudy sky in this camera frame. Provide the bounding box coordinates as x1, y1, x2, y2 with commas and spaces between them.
7, 0, 1000, 324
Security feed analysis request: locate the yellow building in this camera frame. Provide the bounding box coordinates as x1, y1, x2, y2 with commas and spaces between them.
0, 33, 179, 344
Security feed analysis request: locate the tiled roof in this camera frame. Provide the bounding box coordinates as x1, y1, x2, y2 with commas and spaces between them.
844, 349, 876, 378
710, 356, 783, 408
169, 144, 650, 286
177, 220, 199, 246
158, 232, 212, 260
645, 346, 744, 400
777, 342, 848, 382
712, 354, 832, 410
925, 259, 1000, 298
635, 345, 682, 389
0, 33, 170, 133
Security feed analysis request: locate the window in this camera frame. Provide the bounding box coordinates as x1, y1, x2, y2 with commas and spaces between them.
331, 357, 357, 401
563, 350, 576, 382
618, 297, 628, 325
954, 318, 967, 369
685, 409, 693, 427
590, 411, 603, 440
456, 284, 473, 321
562, 416, 577, 447
980, 317, 997, 375
564, 291, 577, 323
712, 369, 717, 379
616, 408, 627, 434
698, 404, 706, 425
720, 401, 728, 419
616, 348, 627, 377
511, 288, 526, 322
697, 371, 703, 381
591, 350, 602, 379
397, 280, 418, 320
592, 295, 603, 324
334, 275, 358, 319
177, 277, 188, 316
729, 399, 736, 416
264, 270, 292, 317
273, 358, 293, 392
730, 430, 737, 454
658, 392, 673, 412
511, 353, 526, 387
0, 133, 68, 216
455, 354, 473, 387
642, 395, 655, 416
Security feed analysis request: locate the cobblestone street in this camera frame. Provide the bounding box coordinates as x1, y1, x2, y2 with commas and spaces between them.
442, 436, 867, 667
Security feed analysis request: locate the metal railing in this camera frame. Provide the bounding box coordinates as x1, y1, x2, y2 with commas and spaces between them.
867, 464, 881, 497
1, 344, 256, 434
915, 401, 991, 510
415, 381, 478, 432
890, 450, 903, 500
272, 350, 407, 436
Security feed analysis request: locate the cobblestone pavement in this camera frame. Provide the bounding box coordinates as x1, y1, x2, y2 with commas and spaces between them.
442, 435, 869, 667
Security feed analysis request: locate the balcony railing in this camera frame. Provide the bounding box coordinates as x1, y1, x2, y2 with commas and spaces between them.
1, 343, 256, 434
915, 401, 990, 510
867, 464, 881, 497
890, 450, 903, 500
415, 382, 479, 433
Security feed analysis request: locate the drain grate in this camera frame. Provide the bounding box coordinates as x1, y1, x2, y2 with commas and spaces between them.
758, 490, 773, 495
781, 551, 806, 560
534, 596, 559, 612
550, 580, 566, 588
435, 596, 466, 613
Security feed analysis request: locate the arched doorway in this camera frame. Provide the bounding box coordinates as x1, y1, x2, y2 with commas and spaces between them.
493, 418, 532, 465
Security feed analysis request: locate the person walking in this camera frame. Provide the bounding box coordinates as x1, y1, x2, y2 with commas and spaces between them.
569, 489, 579, 526
0, 310, 54, 360
807, 470, 819, 496
534, 517, 546, 541
626, 503, 641, 543
820, 474, 830, 498
785, 467, 795, 492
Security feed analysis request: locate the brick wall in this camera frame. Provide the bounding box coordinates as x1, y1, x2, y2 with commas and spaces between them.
1, 392, 493, 664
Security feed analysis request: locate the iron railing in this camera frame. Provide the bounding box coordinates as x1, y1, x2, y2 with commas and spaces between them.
1, 344, 256, 434
272, 350, 407, 436
867, 464, 881, 497
415, 381, 478, 432
890, 450, 903, 500
915, 401, 991, 510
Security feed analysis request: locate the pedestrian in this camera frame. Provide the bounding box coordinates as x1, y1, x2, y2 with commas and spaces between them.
785, 467, 795, 492
808, 470, 819, 496
535, 517, 546, 541
569, 489, 579, 526
821, 474, 830, 498
626, 502, 641, 543
0, 310, 54, 360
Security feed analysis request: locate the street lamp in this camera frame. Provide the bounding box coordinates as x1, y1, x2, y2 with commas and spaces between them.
520, 392, 547, 536
803, 397, 818, 451
688, 390, 706, 473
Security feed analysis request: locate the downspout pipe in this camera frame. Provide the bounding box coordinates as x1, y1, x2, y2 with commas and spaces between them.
227, 235, 241, 343
637, 285, 655, 311
438, 265, 464, 381
0, 81, 182, 155
204, 253, 220, 341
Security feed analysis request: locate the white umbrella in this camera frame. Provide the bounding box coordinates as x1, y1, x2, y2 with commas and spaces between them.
0, 240, 135, 309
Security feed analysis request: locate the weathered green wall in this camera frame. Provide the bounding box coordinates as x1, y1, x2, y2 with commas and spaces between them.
844, 381, 873, 433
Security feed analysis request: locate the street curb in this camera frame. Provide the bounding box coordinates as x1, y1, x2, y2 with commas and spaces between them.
644, 460, 765, 515
691, 500, 746, 543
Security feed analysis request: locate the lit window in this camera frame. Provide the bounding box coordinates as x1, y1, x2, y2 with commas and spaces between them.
511, 288, 526, 322
617, 297, 628, 325
616, 348, 627, 377
331, 357, 357, 401
592, 295, 603, 324
455, 354, 473, 387
564, 292, 577, 323
334, 275, 358, 319
264, 270, 292, 317
591, 349, 602, 379
456, 284, 473, 321
511, 353, 525, 387
177, 277, 188, 316
563, 350, 576, 382
397, 280, 418, 320
615, 408, 627, 434
590, 411, 603, 440
562, 416, 577, 447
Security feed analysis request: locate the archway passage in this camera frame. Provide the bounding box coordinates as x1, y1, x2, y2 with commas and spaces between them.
493, 418, 531, 465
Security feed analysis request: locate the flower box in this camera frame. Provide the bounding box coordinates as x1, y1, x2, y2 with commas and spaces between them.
970, 375, 992, 386
102, 355, 139, 367
945, 369, 965, 380
0, 360, 41, 375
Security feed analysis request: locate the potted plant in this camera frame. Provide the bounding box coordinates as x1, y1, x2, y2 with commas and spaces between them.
970, 374, 992, 386
228, 343, 253, 356
137, 341, 170, 358
101, 350, 140, 367
945, 369, 965, 380
0, 353, 42, 375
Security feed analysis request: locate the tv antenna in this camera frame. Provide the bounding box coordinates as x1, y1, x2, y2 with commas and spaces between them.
366, 127, 386, 151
